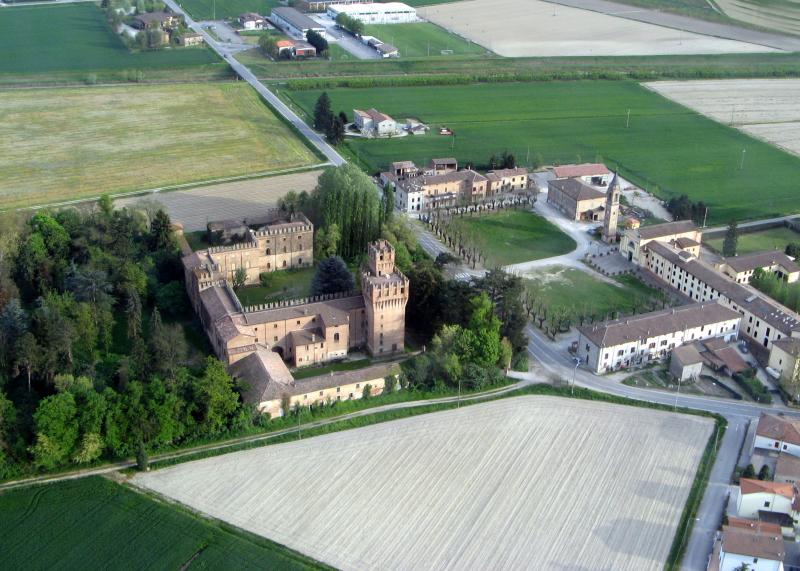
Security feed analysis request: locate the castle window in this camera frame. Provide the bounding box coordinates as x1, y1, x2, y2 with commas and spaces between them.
274, 336, 278, 341
297, 320, 300, 325
334, 333, 340, 342
356, 384, 360, 389
266, 248, 271, 255
283, 261, 287, 267
274, 324, 278, 328
298, 258, 302, 265
283, 247, 287, 253
319, 391, 323, 396
336, 387, 341, 393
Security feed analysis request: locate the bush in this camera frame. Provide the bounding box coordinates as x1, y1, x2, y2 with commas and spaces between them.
259, 272, 270, 288
732, 370, 772, 404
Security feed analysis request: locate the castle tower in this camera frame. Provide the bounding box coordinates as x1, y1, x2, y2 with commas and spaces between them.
602, 172, 621, 243
362, 240, 409, 356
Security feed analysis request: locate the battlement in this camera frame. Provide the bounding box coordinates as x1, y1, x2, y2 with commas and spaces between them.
242, 289, 360, 314
207, 239, 259, 255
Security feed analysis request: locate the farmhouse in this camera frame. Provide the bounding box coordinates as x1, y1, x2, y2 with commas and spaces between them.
486, 167, 530, 192
429, 157, 458, 174
709, 518, 786, 571
326, 2, 417, 24
239, 12, 267, 30
177, 32, 204, 46
547, 178, 606, 221
754, 414, 800, 458
736, 478, 798, 536
552, 162, 611, 186
132, 10, 182, 30
576, 301, 741, 374
776, 454, 800, 485
232, 357, 400, 417
184, 237, 408, 366
270, 7, 326, 39
353, 108, 399, 137
768, 337, 800, 386
718, 251, 800, 284
620, 219, 702, 264
642, 240, 800, 350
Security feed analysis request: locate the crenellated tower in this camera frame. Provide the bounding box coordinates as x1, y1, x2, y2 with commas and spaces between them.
362, 240, 409, 356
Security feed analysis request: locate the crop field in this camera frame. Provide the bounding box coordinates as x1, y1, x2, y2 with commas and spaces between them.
705, 225, 800, 254
0, 83, 318, 209
419, 0, 777, 57
287, 81, 800, 223
0, 4, 224, 83
715, 0, 800, 37
0, 476, 320, 570
135, 396, 714, 570
524, 266, 663, 318
645, 79, 800, 157
362, 23, 488, 57
445, 210, 575, 266
179, 0, 281, 20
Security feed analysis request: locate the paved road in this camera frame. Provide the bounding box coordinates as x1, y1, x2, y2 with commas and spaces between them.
705, 213, 800, 233
543, 0, 800, 51
198, 21, 251, 52
162, 0, 346, 168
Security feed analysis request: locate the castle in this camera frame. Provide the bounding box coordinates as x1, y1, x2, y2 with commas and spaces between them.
183, 210, 408, 365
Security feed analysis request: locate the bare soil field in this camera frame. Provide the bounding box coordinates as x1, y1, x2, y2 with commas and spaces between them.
645, 79, 800, 156
116, 169, 324, 231
715, 0, 800, 37
420, 0, 779, 56
134, 396, 713, 571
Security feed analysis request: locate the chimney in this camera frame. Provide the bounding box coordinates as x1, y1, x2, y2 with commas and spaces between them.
311, 333, 315, 342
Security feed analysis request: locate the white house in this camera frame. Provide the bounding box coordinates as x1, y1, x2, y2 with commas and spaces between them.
353, 108, 398, 137
754, 414, 800, 458
736, 478, 797, 537
709, 518, 785, 571
239, 12, 266, 30
577, 301, 741, 374
327, 2, 417, 24
394, 182, 425, 213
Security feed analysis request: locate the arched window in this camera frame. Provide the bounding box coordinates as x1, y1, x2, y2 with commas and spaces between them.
266, 248, 271, 255
282, 260, 287, 268
334, 332, 340, 342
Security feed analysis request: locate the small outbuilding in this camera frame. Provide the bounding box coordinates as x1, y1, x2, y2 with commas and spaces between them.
669, 344, 703, 382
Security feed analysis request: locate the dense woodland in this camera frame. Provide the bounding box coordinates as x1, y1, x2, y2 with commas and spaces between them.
0, 165, 526, 479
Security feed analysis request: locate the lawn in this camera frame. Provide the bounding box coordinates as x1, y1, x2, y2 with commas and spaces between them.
286, 81, 800, 224
0, 4, 226, 83
524, 266, 663, 318
0, 477, 323, 570
292, 356, 375, 380
362, 23, 488, 57
179, 0, 281, 20
0, 82, 318, 209
443, 210, 575, 267
706, 226, 800, 254
235, 267, 317, 306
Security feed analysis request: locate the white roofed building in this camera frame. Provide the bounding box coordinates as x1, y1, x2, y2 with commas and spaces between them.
327, 2, 417, 24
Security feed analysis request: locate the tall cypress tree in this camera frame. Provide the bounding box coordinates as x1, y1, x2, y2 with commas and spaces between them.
723, 219, 738, 257
313, 92, 333, 133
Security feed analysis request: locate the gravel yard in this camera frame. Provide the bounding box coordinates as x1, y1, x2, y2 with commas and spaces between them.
134, 396, 713, 570
420, 0, 779, 57
645, 79, 800, 157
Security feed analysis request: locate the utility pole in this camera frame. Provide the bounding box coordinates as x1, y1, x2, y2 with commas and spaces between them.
702, 206, 708, 228
740, 148, 746, 170
571, 358, 579, 396
458, 378, 461, 408
626, 109, 631, 128
297, 407, 301, 440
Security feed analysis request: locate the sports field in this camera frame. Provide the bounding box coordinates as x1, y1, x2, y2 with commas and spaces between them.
0, 4, 223, 82
445, 210, 575, 266
0, 477, 321, 569
362, 23, 488, 57
524, 266, 663, 318
0, 83, 318, 209
288, 81, 800, 223
179, 0, 280, 20
135, 396, 714, 570
706, 225, 800, 254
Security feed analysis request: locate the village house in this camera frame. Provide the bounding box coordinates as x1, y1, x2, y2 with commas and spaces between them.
353, 108, 398, 137
754, 414, 800, 458
641, 240, 800, 350
576, 301, 741, 374
552, 162, 611, 186
776, 454, 800, 485
239, 12, 267, 30
486, 167, 530, 192
736, 478, 798, 537
270, 6, 326, 39
178, 32, 204, 46
619, 219, 702, 265
429, 157, 458, 174
708, 518, 786, 571
547, 178, 606, 221
669, 343, 704, 382
768, 337, 800, 387
132, 10, 182, 30
718, 251, 800, 285
184, 235, 408, 366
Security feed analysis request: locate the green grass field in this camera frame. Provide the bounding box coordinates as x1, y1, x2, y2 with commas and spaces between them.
287, 81, 800, 224
706, 226, 800, 254
0, 4, 226, 83
236, 267, 317, 306
179, 0, 280, 20
362, 23, 488, 57
0, 82, 318, 209
0, 477, 323, 570
444, 210, 575, 267
525, 267, 661, 318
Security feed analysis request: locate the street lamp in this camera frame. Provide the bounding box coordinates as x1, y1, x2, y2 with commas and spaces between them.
571, 357, 580, 396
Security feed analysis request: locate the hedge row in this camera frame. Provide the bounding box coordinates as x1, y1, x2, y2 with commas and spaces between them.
732, 370, 772, 404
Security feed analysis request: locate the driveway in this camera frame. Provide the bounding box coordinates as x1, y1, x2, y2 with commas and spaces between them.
310, 14, 381, 59
198, 20, 251, 52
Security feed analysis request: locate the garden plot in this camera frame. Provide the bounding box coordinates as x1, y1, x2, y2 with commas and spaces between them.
645, 79, 800, 157
135, 396, 713, 571
419, 0, 778, 56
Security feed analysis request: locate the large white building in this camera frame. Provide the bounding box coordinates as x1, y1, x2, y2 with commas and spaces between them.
270, 7, 326, 39
327, 2, 417, 24
577, 301, 741, 374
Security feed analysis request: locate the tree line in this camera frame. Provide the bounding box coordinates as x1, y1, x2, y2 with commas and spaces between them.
0, 203, 255, 479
